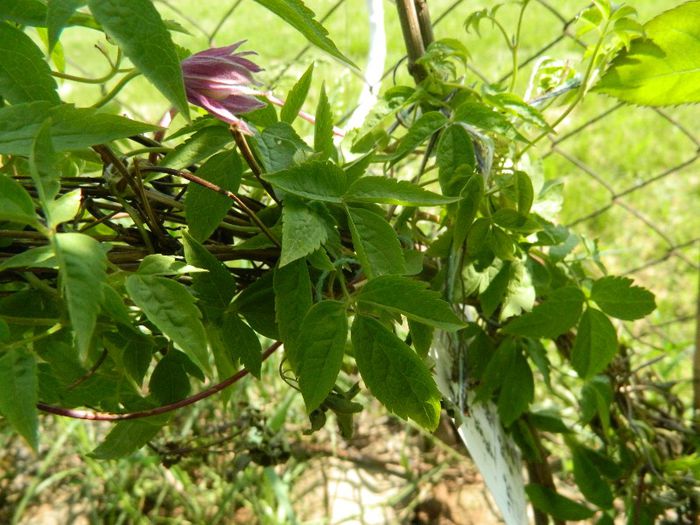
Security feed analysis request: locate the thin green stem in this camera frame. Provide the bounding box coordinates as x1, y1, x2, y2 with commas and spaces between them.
91, 70, 141, 109
509, 0, 530, 92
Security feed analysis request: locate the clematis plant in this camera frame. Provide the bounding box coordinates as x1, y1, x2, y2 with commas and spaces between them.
181, 41, 265, 133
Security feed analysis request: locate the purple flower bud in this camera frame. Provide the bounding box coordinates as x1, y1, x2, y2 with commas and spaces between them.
181, 41, 265, 133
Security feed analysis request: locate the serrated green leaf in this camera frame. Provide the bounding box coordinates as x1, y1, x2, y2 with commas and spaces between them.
571, 307, 618, 379
571, 443, 614, 509
126, 274, 210, 374
47, 188, 81, 228
480, 261, 512, 318
181, 232, 237, 313
346, 206, 406, 279
344, 176, 459, 206
525, 484, 594, 521
0, 348, 39, 450
136, 254, 196, 276
0, 245, 56, 272
149, 350, 191, 404
280, 198, 328, 266
453, 174, 484, 247
475, 337, 516, 402
90, 417, 167, 459
357, 275, 466, 331
296, 301, 347, 412
498, 349, 533, 426
251, 0, 355, 68
352, 315, 441, 430
87, 0, 189, 117
408, 320, 433, 358
161, 126, 232, 169
590, 276, 656, 320
0, 0, 47, 26
595, 2, 700, 105
492, 209, 541, 233
263, 160, 347, 203
281, 63, 313, 124
314, 83, 334, 160
47, 0, 86, 51
0, 102, 159, 156
231, 270, 278, 339
0, 22, 59, 104
185, 151, 242, 241
219, 312, 262, 378
274, 258, 312, 368
253, 121, 310, 172
436, 124, 476, 196
455, 102, 527, 142
0, 174, 38, 226
30, 119, 61, 205
53, 232, 107, 355
580, 376, 612, 434
503, 286, 585, 339
390, 112, 447, 165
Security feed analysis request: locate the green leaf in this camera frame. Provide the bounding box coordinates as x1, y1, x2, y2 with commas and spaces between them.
590, 276, 656, 320
0, 102, 159, 156
281, 63, 313, 124
251, 0, 355, 68
0, 0, 47, 26
253, 122, 310, 172
125, 274, 210, 374
352, 315, 441, 430
47, 0, 86, 52
480, 261, 512, 318
87, 0, 189, 117
185, 150, 242, 241
53, 233, 107, 355
571, 443, 614, 509
408, 320, 434, 358
454, 102, 527, 142
47, 188, 81, 228
181, 232, 237, 312
0, 246, 55, 272
314, 83, 334, 160
296, 301, 348, 412
453, 174, 484, 247
497, 349, 533, 426
0, 22, 60, 104
280, 198, 328, 266
344, 176, 459, 206
263, 160, 347, 203
390, 112, 447, 164
161, 126, 232, 169
29, 120, 62, 215
571, 308, 618, 379
90, 418, 167, 459
595, 2, 700, 105
436, 124, 476, 195
0, 174, 38, 226
503, 287, 585, 339
525, 484, 594, 521
274, 258, 312, 368
357, 275, 466, 331
0, 348, 39, 450
149, 350, 192, 404
346, 206, 406, 279
219, 312, 262, 378
580, 376, 613, 434
231, 270, 278, 340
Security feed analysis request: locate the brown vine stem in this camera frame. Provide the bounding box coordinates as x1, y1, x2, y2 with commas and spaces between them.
140, 166, 280, 248
37, 342, 282, 421
395, 0, 428, 83
230, 127, 281, 206
693, 263, 700, 431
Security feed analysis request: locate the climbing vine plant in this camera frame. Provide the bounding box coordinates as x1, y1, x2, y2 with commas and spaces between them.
0, 0, 698, 523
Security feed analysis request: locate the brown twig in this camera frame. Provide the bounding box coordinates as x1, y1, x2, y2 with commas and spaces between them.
230, 127, 281, 205
37, 342, 282, 421
395, 0, 428, 83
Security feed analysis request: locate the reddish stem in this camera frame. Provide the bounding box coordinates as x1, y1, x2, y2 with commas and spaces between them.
37, 342, 282, 421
